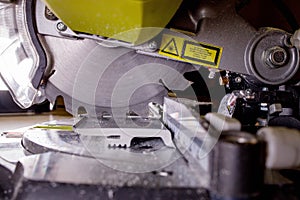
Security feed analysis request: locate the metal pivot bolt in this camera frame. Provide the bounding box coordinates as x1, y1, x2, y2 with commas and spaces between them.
265, 46, 288, 68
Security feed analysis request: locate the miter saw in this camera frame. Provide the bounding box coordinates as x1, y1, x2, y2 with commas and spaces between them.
1, 0, 300, 199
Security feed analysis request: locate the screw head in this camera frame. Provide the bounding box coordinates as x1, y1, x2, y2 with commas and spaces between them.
235, 77, 242, 83
262, 87, 269, 91
148, 41, 158, 50
245, 89, 252, 95
56, 22, 67, 32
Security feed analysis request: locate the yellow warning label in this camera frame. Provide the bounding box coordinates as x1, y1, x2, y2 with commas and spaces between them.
161, 38, 179, 56
159, 34, 223, 68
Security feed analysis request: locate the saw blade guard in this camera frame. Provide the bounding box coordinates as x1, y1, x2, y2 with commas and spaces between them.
42, 0, 183, 43
0, 1, 46, 108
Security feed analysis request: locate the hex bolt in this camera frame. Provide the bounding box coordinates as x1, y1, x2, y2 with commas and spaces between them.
265, 46, 288, 67
56, 22, 67, 32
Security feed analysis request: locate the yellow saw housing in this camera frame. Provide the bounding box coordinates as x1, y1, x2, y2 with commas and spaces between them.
42, 0, 183, 44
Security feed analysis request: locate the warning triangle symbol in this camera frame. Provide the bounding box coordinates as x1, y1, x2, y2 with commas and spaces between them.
161, 38, 179, 56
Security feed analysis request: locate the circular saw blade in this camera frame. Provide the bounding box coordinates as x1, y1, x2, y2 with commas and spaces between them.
42, 36, 194, 117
